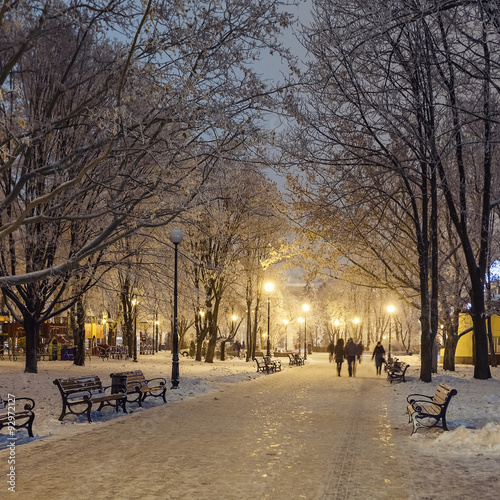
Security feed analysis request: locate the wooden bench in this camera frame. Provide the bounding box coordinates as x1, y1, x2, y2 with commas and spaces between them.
387, 362, 410, 383
253, 357, 275, 373
294, 353, 305, 365
287, 353, 297, 365
406, 383, 458, 435
53, 375, 127, 423
110, 370, 167, 407
0, 395, 35, 437
97, 346, 110, 360
264, 355, 282, 372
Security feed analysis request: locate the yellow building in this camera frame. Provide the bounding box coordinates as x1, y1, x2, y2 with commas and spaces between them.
454, 313, 500, 364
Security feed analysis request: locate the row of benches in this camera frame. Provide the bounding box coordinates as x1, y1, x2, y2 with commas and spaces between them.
0, 369, 167, 439
253, 352, 305, 374
53, 370, 167, 422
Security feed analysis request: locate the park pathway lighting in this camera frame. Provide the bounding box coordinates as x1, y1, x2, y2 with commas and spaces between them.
170, 228, 184, 389
387, 305, 395, 361
298, 317, 305, 355
302, 304, 310, 359
283, 319, 289, 350
353, 317, 360, 341
132, 296, 138, 362
264, 282, 274, 356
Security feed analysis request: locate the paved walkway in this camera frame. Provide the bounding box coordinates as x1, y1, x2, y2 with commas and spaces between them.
6, 358, 500, 499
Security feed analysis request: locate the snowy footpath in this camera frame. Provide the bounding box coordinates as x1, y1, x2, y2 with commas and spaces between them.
1, 353, 500, 499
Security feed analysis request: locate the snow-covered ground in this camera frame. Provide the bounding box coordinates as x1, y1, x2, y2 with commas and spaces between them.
1, 352, 500, 454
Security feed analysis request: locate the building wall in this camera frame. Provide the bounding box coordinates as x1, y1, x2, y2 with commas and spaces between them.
455, 313, 500, 364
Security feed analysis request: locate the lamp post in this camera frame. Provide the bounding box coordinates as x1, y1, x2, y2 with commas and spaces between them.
232, 315, 238, 336
283, 319, 289, 350
302, 304, 310, 359
102, 316, 107, 345
170, 228, 184, 389
264, 282, 274, 357
298, 317, 304, 355
132, 297, 138, 362
353, 317, 360, 342
333, 319, 340, 342
387, 305, 395, 361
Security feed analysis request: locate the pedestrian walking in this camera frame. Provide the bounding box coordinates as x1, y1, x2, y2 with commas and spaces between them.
356, 341, 364, 363
334, 338, 345, 376
371, 341, 386, 375
345, 338, 357, 377
234, 340, 241, 357
327, 340, 335, 363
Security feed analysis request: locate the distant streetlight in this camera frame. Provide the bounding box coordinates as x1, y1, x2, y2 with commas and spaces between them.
132, 296, 138, 362
170, 228, 184, 389
387, 305, 395, 361
264, 282, 274, 356
283, 319, 289, 350
102, 316, 107, 345
155, 308, 160, 353
302, 304, 310, 359
353, 317, 360, 341
298, 317, 305, 356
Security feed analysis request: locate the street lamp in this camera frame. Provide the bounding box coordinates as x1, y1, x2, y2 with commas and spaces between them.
298, 317, 305, 355
170, 228, 184, 389
302, 304, 310, 359
155, 309, 160, 353
387, 305, 395, 361
264, 282, 274, 357
353, 317, 360, 342
132, 297, 138, 362
283, 319, 289, 350
102, 315, 107, 345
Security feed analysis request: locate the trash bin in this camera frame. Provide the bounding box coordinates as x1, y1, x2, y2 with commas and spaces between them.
111, 374, 127, 394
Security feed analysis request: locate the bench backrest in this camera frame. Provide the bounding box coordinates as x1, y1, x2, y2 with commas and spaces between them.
433, 383, 457, 404
54, 375, 104, 400
427, 383, 458, 414
110, 370, 147, 392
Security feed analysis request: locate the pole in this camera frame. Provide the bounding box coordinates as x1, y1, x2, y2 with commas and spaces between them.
266, 294, 271, 357
171, 241, 180, 388
133, 303, 137, 362
388, 317, 392, 362
304, 313, 307, 360
155, 310, 159, 353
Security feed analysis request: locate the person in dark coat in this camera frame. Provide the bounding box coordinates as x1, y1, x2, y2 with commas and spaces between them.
356, 342, 364, 363
327, 341, 335, 363
371, 341, 386, 375
344, 338, 357, 377
334, 338, 345, 376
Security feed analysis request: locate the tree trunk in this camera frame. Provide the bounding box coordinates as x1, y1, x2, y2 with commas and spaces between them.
220, 340, 226, 361
443, 334, 457, 372
23, 313, 39, 374
73, 297, 86, 366
419, 310, 432, 383
470, 272, 492, 379
487, 316, 498, 367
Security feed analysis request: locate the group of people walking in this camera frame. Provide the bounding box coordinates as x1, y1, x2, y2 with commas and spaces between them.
327, 338, 386, 376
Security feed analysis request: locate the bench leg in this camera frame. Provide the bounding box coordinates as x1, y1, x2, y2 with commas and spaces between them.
58, 401, 68, 421
26, 413, 35, 437
85, 401, 93, 423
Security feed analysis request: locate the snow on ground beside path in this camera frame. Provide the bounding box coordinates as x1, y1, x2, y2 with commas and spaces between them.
1, 352, 500, 456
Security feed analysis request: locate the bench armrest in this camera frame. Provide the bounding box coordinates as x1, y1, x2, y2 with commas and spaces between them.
406, 393, 432, 404
145, 377, 167, 386
14, 397, 36, 411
